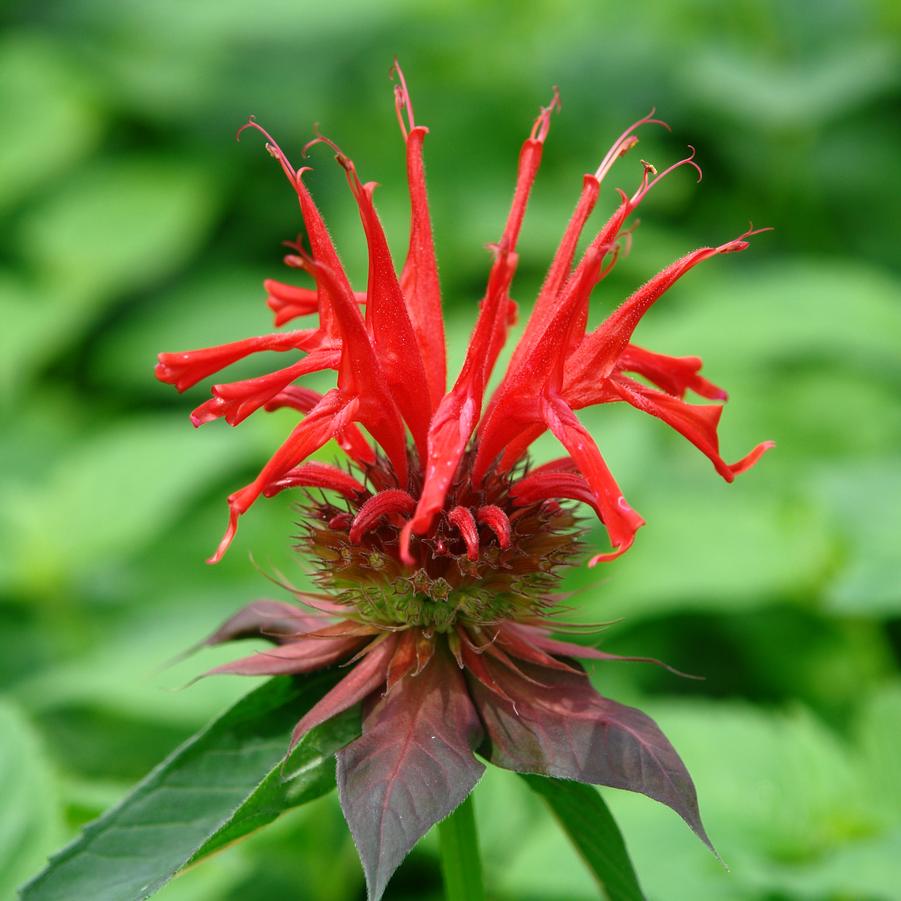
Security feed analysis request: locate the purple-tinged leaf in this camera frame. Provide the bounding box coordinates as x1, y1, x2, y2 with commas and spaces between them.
203, 634, 365, 678
168, 601, 329, 669
337, 644, 485, 901
202, 600, 325, 645
290, 635, 397, 748
516, 625, 701, 679
468, 658, 714, 852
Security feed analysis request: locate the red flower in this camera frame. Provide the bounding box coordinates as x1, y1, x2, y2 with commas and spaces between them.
159, 63, 771, 899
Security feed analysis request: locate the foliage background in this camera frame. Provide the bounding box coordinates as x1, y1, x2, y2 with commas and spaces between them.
2, 0, 900, 898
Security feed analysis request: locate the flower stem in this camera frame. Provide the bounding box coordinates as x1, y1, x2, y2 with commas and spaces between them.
438, 794, 485, 901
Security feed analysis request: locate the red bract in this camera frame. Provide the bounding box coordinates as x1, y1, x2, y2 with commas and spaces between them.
159, 63, 771, 900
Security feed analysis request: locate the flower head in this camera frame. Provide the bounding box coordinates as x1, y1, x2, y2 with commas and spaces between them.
158, 64, 771, 899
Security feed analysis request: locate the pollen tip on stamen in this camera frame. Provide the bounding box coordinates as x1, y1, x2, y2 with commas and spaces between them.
530, 85, 561, 143
236, 118, 299, 184
235, 117, 256, 142
593, 108, 673, 182
390, 58, 416, 138
718, 223, 771, 253
304, 130, 354, 172
740, 223, 775, 240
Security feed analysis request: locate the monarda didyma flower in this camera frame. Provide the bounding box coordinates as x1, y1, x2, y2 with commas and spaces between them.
157, 64, 771, 899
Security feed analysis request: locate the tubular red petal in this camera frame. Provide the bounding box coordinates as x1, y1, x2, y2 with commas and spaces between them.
238, 120, 355, 340
619, 344, 727, 400
400, 249, 518, 560
266, 284, 368, 328
495, 423, 549, 472
310, 137, 432, 455
564, 232, 759, 391
510, 469, 599, 513
513, 149, 703, 377
399, 124, 446, 408
263, 461, 367, 500
289, 634, 397, 748
525, 456, 579, 476
264, 279, 320, 325
264, 386, 376, 466
728, 439, 776, 476
355, 177, 433, 455
511, 114, 667, 375
476, 505, 511, 549
155, 329, 317, 393
474, 249, 603, 481
262, 384, 323, 412
208, 390, 354, 562
512, 175, 600, 366
542, 395, 645, 561
392, 63, 446, 407
501, 88, 559, 251
609, 376, 733, 479
402, 93, 553, 474
448, 506, 480, 561
303, 256, 410, 480
349, 489, 417, 544
190, 346, 341, 427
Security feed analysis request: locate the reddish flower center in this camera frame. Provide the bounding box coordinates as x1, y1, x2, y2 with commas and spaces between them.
295, 450, 582, 631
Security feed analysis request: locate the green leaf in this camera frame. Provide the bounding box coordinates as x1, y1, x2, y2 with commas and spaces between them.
438, 794, 485, 901
0, 33, 101, 213
813, 461, 901, 616
18, 156, 218, 299
20, 674, 352, 901
0, 416, 259, 597
0, 701, 64, 900
521, 775, 645, 901
189, 703, 359, 865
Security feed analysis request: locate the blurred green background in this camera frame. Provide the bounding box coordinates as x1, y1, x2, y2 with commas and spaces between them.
2, 0, 900, 898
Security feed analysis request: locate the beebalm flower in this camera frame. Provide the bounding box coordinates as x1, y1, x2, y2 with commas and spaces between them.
157, 65, 771, 899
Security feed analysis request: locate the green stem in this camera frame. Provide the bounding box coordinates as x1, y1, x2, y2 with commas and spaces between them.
438, 793, 485, 901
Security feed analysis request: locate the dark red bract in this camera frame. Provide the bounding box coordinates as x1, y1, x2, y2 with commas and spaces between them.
158, 63, 770, 900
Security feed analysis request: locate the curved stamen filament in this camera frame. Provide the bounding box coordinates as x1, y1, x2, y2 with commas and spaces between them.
530, 86, 561, 143
237, 117, 299, 185
594, 108, 670, 183
631, 146, 703, 205
390, 58, 416, 139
